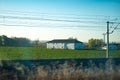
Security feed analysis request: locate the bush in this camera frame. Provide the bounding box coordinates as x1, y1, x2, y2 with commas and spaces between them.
0, 60, 120, 80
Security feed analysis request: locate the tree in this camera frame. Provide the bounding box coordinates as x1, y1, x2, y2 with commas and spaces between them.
0, 35, 31, 47
12, 37, 31, 47
88, 38, 103, 49
0, 35, 9, 46
68, 37, 77, 40
32, 39, 39, 47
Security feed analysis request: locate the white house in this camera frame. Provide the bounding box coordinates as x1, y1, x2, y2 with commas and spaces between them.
47, 39, 83, 50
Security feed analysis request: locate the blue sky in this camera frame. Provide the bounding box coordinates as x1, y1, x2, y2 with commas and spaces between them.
1, 0, 120, 15
0, 0, 120, 42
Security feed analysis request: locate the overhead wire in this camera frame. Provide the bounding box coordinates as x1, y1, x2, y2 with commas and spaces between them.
1, 10, 120, 24
0, 10, 110, 17
1, 10, 120, 18
0, 10, 120, 31
109, 23, 120, 34
0, 15, 108, 24
1, 10, 120, 21
0, 10, 119, 43
0, 22, 105, 28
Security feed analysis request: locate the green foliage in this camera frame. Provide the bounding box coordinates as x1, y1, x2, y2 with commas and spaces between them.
0, 47, 120, 60
0, 35, 31, 47
88, 38, 103, 49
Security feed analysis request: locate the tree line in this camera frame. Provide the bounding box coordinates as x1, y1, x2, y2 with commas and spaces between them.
0, 35, 31, 47
0, 35, 46, 47
0, 35, 104, 49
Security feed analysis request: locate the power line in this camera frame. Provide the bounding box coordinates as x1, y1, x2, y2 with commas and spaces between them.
0, 23, 106, 31
1, 10, 120, 24
1, 10, 120, 22
109, 23, 120, 34
0, 15, 108, 24
1, 10, 120, 18
0, 10, 119, 33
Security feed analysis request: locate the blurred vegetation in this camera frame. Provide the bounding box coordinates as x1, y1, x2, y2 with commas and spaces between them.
0, 59, 120, 80
0, 35, 46, 48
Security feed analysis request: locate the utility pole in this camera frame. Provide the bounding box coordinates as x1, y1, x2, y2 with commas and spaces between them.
102, 33, 106, 46
106, 21, 109, 58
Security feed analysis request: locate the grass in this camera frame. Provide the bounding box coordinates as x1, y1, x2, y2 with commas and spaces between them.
0, 47, 120, 60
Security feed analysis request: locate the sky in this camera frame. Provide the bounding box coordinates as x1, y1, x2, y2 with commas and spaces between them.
0, 0, 120, 42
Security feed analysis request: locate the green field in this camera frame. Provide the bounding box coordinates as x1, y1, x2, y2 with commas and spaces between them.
0, 47, 120, 60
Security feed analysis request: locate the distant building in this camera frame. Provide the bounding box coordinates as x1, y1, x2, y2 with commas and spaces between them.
109, 44, 118, 50
47, 39, 83, 50
101, 43, 120, 50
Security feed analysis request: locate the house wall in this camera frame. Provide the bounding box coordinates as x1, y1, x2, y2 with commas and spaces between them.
47, 42, 83, 50
75, 43, 83, 50
47, 43, 83, 49
47, 43, 52, 49
54, 43, 64, 49
47, 43, 64, 49
47, 43, 75, 49
109, 44, 118, 50
66, 43, 74, 49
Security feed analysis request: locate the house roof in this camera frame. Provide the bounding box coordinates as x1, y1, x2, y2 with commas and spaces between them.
47, 39, 83, 43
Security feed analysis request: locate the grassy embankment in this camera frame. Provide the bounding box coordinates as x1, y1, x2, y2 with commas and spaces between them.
0, 47, 120, 60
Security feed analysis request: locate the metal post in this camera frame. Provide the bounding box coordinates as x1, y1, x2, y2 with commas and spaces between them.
103, 33, 106, 46
106, 21, 109, 58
